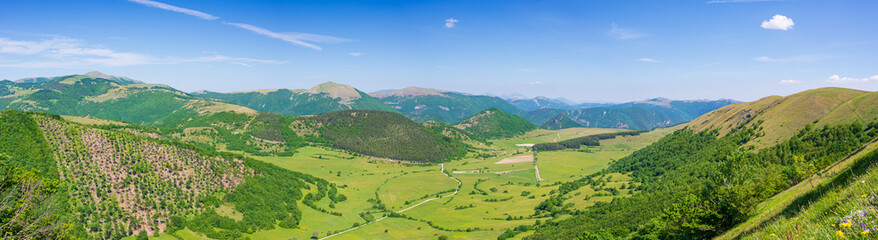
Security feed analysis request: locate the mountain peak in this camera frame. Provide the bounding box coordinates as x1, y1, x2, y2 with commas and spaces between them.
84, 71, 112, 79
373, 86, 448, 98
84, 71, 143, 84
307, 81, 362, 101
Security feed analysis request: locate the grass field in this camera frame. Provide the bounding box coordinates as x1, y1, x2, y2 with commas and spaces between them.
142, 126, 675, 240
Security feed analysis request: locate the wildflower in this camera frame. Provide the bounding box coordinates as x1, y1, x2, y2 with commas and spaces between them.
862, 230, 870, 235
770, 233, 776, 237
837, 230, 845, 237
863, 194, 869, 198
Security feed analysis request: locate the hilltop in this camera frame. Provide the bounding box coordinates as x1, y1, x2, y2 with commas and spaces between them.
196, 81, 398, 116
455, 108, 538, 139
539, 113, 583, 130
301, 110, 468, 162
689, 87, 869, 149
0, 74, 253, 125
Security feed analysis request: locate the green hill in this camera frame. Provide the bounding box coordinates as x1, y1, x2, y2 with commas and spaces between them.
521, 88, 878, 240
196, 81, 398, 117
0, 110, 335, 239
372, 87, 532, 124
423, 120, 479, 142
689, 87, 869, 149
454, 108, 538, 139
300, 110, 468, 162
539, 113, 583, 130
0, 74, 254, 125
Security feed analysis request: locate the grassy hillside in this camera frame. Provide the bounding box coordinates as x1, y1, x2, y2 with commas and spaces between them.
373, 87, 532, 124
301, 110, 468, 163
0, 75, 254, 125
539, 113, 583, 130
526, 121, 878, 239
455, 108, 538, 140
690, 87, 869, 149
0, 110, 337, 239
156, 111, 312, 156
196, 82, 398, 117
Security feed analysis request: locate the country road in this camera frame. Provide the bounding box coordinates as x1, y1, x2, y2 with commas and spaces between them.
321, 164, 462, 239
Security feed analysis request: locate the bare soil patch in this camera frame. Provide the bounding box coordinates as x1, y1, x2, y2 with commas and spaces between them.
495, 154, 534, 164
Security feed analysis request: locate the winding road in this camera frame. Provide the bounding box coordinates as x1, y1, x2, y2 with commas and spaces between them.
321, 164, 462, 239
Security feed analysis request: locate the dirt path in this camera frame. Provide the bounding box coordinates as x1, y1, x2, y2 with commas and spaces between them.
553, 132, 560, 142
533, 152, 543, 181
321, 164, 461, 239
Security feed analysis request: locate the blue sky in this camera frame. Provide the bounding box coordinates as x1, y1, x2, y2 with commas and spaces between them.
1, 0, 876, 102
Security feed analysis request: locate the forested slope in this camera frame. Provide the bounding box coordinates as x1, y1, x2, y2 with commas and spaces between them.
196, 82, 398, 117
0, 110, 337, 239
300, 110, 468, 162
454, 108, 538, 140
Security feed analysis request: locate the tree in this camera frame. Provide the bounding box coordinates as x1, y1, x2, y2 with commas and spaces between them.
136, 230, 149, 240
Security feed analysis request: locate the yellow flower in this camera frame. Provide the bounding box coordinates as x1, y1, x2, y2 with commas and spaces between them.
863, 194, 868, 198
862, 230, 870, 235
837, 230, 845, 237
770, 233, 776, 237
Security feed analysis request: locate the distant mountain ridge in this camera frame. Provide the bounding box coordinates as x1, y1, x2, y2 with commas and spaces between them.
195, 81, 398, 116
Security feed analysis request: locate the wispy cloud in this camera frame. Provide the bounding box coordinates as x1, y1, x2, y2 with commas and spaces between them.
0, 37, 282, 68
707, 0, 783, 3
638, 58, 661, 63
608, 23, 645, 40
226, 22, 350, 50
349, 52, 364, 57
761, 15, 794, 30
752, 55, 826, 62
128, 0, 218, 20
778, 79, 801, 85
528, 81, 543, 85
825, 74, 878, 83
445, 18, 459, 28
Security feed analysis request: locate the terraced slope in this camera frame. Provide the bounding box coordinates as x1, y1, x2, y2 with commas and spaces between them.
0, 110, 336, 239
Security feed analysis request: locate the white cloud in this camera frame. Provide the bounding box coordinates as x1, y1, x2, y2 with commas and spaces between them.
349, 52, 364, 57
825, 74, 878, 83
638, 58, 661, 63
445, 18, 459, 28
779, 79, 801, 85
0, 37, 282, 68
226, 22, 350, 50
128, 0, 218, 20
761, 15, 794, 30
608, 23, 645, 40
528, 81, 542, 85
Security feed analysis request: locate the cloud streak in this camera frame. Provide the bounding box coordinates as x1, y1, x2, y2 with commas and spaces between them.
608, 23, 645, 40
0, 37, 282, 68
226, 22, 350, 50
128, 0, 219, 20
638, 58, 661, 63
825, 74, 878, 83
778, 79, 801, 85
